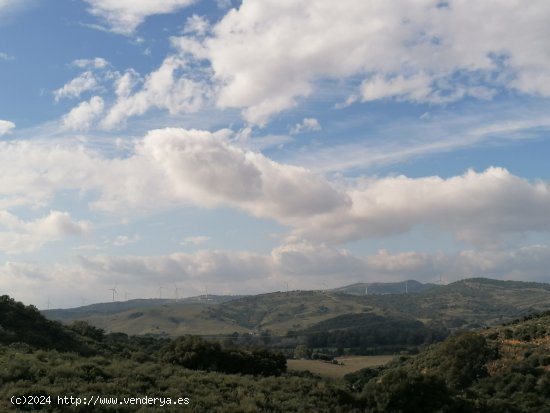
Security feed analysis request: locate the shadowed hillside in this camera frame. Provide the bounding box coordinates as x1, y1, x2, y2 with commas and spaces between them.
0, 295, 92, 354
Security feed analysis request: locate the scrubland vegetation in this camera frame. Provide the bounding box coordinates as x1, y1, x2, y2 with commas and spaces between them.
3, 279, 550, 412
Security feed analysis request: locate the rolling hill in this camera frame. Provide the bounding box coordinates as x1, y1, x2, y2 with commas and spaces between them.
332, 279, 437, 295
42, 278, 550, 337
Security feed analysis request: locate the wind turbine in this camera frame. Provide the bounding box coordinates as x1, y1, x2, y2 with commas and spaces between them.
158, 284, 164, 299
174, 285, 182, 301
107, 285, 118, 302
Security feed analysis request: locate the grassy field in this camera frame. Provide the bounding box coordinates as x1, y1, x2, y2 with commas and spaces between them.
287, 355, 395, 378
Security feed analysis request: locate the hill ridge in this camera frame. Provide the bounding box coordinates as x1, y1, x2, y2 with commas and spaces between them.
41, 277, 550, 337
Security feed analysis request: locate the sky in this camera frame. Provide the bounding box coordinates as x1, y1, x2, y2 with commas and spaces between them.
1, 0, 550, 309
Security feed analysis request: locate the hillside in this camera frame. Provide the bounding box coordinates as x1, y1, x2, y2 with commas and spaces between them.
5, 291, 550, 412
346, 311, 550, 412
45, 294, 244, 321
0, 295, 92, 354
332, 280, 437, 295
43, 278, 550, 337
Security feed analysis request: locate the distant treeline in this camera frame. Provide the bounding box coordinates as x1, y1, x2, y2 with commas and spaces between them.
290, 312, 448, 350
162, 335, 286, 376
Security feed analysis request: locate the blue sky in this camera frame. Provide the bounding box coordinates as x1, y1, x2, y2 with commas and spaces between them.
2, 0, 550, 308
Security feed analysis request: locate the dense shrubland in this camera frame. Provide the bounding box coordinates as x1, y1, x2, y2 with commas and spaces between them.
3, 295, 550, 412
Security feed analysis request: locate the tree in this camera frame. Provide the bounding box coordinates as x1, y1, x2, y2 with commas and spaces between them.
363, 368, 453, 413
434, 332, 495, 391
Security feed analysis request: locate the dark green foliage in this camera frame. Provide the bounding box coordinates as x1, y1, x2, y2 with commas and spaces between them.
4, 293, 550, 412
69, 320, 105, 341
161, 335, 286, 376
432, 332, 496, 391
0, 295, 91, 354
301, 312, 448, 349
362, 368, 455, 413
0, 346, 359, 413
344, 367, 382, 390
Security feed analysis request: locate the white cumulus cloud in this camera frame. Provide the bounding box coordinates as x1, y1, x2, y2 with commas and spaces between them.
0, 120, 15, 136
290, 118, 321, 135
84, 0, 197, 35
101, 57, 206, 129
173, 0, 550, 124
1, 129, 550, 249
62, 96, 104, 130
54, 71, 98, 101
183, 14, 210, 36
72, 57, 109, 69
0, 210, 89, 254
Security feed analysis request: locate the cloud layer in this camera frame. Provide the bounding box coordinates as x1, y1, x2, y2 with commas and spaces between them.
1, 128, 549, 249
171, 0, 550, 124
4, 242, 550, 307
64, 1, 550, 129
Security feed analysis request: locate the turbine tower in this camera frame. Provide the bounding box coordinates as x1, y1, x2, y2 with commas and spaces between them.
174, 285, 182, 301
107, 285, 117, 302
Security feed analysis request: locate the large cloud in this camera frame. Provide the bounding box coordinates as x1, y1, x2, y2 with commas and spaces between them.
84, 0, 196, 34
294, 167, 550, 247
173, 0, 550, 124
1, 129, 550, 247
87, 128, 349, 217
117, 129, 550, 248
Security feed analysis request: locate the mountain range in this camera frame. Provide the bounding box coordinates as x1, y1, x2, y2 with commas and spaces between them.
42, 278, 550, 337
